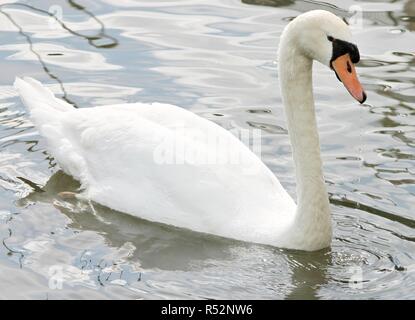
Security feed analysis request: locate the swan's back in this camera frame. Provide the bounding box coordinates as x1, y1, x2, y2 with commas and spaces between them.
14, 77, 296, 245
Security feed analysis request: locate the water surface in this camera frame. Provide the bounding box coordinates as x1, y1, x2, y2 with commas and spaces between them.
0, 0, 414, 299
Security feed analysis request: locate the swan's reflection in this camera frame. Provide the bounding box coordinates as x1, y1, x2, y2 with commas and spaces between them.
285, 249, 330, 299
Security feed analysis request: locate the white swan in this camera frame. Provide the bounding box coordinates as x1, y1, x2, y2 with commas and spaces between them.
14, 10, 366, 251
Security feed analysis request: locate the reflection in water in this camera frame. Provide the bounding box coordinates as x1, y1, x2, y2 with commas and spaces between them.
242, 0, 413, 27
330, 195, 415, 231
2, 212, 24, 268
0, 2, 118, 49
66, 0, 118, 48
0, 1, 118, 106
286, 250, 330, 300
0, 6, 76, 106
404, 0, 415, 31
242, 0, 350, 20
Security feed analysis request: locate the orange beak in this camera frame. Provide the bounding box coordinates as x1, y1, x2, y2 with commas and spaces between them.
331, 54, 367, 104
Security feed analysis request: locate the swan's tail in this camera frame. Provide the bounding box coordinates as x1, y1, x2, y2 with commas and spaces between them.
14, 76, 75, 142
14, 77, 73, 116
14, 77, 86, 182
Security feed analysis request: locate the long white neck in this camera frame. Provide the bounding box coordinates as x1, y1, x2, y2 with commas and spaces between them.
278, 32, 332, 250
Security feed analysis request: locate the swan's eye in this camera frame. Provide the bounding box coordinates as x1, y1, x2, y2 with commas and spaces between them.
327, 35, 334, 42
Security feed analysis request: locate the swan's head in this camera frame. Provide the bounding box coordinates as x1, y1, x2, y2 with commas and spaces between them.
283, 10, 367, 103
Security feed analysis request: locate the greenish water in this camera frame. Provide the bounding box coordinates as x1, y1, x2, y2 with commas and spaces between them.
0, 0, 414, 299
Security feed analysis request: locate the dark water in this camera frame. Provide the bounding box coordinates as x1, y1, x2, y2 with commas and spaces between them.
0, 0, 414, 299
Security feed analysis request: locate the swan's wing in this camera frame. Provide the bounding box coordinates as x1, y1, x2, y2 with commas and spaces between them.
64, 104, 295, 238
15, 77, 296, 244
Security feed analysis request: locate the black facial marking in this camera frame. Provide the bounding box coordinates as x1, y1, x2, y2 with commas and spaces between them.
334, 70, 341, 82
361, 91, 367, 104
328, 37, 360, 67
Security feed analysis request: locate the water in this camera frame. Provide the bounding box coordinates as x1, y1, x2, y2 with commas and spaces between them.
0, 0, 414, 299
